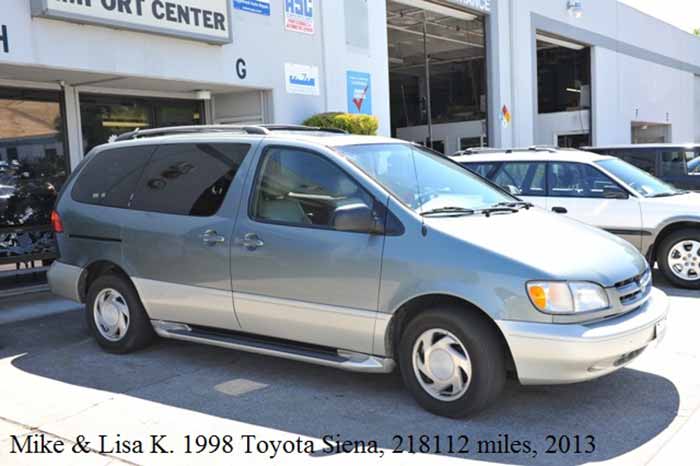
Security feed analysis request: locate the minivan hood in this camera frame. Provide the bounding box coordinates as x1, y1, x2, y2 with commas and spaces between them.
425, 207, 646, 287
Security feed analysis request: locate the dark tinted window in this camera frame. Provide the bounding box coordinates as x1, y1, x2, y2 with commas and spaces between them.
252, 147, 373, 229
549, 162, 623, 198
493, 162, 546, 196
72, 146, 155, 208
660, 151, 689, 177
132, 143, 250, 216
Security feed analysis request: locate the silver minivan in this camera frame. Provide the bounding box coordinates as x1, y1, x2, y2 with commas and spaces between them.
48, 126, 669, 418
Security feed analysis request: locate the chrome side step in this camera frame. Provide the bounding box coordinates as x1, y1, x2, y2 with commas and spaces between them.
151, 320, 395, 374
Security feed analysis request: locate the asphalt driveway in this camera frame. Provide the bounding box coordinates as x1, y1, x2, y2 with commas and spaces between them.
0, 272, 698, 465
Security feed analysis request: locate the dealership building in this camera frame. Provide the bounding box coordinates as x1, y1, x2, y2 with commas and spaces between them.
1, 0, 700, 277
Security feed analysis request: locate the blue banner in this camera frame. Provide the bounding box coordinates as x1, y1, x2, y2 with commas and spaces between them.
234, 0, 271, 16
347, 71, 372, 115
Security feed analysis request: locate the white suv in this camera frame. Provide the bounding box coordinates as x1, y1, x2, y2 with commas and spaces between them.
453, 147, 700, 289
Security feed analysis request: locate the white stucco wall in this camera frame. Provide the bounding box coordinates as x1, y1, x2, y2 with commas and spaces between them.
535, 111, 590, 145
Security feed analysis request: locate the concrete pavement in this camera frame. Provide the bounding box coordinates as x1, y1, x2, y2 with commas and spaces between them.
0, 272, 698, 465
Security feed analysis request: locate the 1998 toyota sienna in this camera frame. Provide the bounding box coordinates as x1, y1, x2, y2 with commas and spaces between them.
48, 125, 669, 418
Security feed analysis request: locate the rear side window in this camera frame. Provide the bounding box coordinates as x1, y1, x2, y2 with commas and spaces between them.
492, 162, 546, 196
71, 146, 155, 208
132, 143, 250, 216
464, 163, 498, 178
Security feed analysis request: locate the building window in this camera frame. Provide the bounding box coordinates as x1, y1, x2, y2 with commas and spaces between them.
537, 35, 591, 114
0, 87, 69, 268
80, 94, 204, 154
459, 135, 488, 150
557, 133, 590, 148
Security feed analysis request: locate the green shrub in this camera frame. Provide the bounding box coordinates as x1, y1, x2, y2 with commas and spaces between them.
303, 112, 379, 135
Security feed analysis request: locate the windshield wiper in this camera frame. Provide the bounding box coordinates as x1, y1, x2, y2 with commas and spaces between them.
479, 205, 519, 217
493, 201, 534, 210
420, 207, 476, 217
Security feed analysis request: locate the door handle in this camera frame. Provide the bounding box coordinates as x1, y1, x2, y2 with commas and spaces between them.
552, 207, 568, 214
200, 229, 226, 246
236, 233, 265, 250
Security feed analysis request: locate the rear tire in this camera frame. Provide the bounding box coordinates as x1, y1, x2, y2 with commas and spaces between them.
86, 273, 154, 353
398, 307, 505, 418
657, 229, 700, 289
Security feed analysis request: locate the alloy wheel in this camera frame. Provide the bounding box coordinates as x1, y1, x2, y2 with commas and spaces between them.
667, 240, 700, 282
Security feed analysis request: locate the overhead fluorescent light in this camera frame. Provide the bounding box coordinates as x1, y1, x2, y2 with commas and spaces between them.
536, 33, 585, 50
566, 88, 582, 93
391, 0, 477, 21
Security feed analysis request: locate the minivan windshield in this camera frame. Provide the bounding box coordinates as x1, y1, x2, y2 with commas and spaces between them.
596, 158, 686, 198
337, 143, 515, 215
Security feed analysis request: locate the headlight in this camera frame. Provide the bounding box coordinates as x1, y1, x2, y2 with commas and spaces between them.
527, 281, 609, 314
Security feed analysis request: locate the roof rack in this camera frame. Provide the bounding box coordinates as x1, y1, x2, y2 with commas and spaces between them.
455, 145, 560, 156
260, 124, 348, 134
113, 124, 348, 142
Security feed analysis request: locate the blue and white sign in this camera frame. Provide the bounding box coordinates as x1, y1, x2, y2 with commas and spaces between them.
233, 0, 270, 16
285, 0, 314, 34
347, 71, 372, 115
285, 63, 320, 96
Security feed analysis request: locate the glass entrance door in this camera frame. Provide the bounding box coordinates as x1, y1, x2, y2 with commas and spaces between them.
80, 94, 204, 153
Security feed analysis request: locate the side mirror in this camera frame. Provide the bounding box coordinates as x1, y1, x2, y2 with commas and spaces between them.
333, 203, 384, 235
603, 186, 629, 199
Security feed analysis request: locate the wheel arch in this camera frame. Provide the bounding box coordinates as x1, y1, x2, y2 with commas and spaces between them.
79, 260, 133, 302
384, 293, 516, 374
649, 221, 700, 264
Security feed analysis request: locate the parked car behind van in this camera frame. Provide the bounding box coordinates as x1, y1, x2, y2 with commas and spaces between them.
455, 147, 700, 289
584, 144, 700, 191
49, 126, 668, 418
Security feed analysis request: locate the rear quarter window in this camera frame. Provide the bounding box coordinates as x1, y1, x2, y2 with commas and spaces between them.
71, 145, 156, 208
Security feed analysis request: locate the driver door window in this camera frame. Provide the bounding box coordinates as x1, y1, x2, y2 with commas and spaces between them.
251, 147, 374, 230
547, 162, 642, 249
548, 162, 623, 198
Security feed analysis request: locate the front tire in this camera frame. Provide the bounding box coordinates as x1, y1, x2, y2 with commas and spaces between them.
658, 229, 700, 289
399, 307, 505, 418
86, 273, 154, 353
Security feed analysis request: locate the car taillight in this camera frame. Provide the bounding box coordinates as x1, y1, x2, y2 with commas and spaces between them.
51, 210, 64, 233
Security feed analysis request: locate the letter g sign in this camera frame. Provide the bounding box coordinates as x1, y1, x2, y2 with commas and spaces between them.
236, 58, 247, 80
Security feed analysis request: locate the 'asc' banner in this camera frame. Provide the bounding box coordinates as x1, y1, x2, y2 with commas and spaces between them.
30, 0, 232, 44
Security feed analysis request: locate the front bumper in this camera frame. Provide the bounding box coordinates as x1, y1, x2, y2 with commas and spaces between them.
47, 261, 84, 303
498, 287, 669, 385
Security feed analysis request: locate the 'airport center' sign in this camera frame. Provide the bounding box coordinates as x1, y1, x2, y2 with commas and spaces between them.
30, 0, 232, 44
